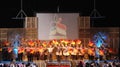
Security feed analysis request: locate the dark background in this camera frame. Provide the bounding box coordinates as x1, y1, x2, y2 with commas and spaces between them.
0, 0, 119, 28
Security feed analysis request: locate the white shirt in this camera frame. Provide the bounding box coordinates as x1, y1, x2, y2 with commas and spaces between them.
47, 47, 54, 53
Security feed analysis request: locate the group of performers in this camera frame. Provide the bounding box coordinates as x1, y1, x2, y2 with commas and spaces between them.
1, 39, 115, 62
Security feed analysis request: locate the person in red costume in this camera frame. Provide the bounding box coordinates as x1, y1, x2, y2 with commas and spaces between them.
49, 17, 67, 39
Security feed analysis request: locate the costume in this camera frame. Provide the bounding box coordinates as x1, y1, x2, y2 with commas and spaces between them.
49, 18, 67, 39
12, 35, 20, 61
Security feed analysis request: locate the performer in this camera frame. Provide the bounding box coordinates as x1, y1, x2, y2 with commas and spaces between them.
47, 45, 54, 61
8, 47, 13, 61
99, 49, 104, 60
27, 49, 31, 62
76, 44, 80, 59
18, 47, 24, 61
73, 47, 78, 60
79, 46, 85, 60
35, 47, 40, 60
63, 47, 69, 61
38, 45, 45, 60
56, 44, 62, 62
23, 49, 28, 61
29, 48, 34, 62
78, 50, 83, 60
28, 39, 35, 47
95, 47, 100, 60
44, 48, 48, 60
88, 47, 95, 60
12, 34, 20, 61
68, 46, 74, 60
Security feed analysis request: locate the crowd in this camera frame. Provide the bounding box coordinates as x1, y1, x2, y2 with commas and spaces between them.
0, 61, 38, 67
76, 60, 120, 67
1, 39, 117, 61
0, 39, 119, 67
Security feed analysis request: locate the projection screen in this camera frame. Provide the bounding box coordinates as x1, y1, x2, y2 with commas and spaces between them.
36, 13, 79, 40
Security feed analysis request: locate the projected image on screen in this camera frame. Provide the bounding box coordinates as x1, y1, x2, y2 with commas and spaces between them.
37, 13, 79, 40
49, 17, 67, 39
